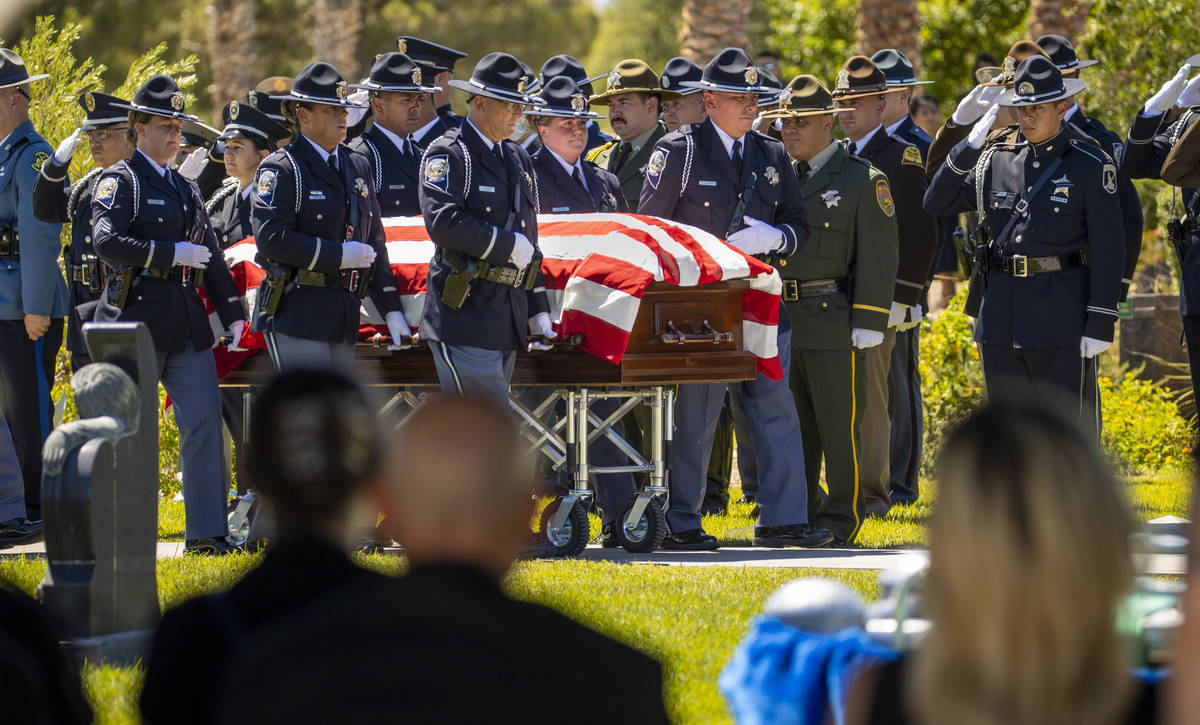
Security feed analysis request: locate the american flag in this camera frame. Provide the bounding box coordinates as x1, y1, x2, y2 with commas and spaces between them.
209, 213, 784, 380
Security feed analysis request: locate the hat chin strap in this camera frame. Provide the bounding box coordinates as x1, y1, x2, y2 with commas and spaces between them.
1015, 85, 1067, 104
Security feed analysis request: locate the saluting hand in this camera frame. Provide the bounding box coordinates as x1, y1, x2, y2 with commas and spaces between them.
967, 103, 1001, 150
51, 128, 82, 167
1179, 73, 1200, 110
24, 313, 50, 341
1144, 63, 1194, 116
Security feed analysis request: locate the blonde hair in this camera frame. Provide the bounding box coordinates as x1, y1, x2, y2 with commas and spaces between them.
910, 402, 1136, 725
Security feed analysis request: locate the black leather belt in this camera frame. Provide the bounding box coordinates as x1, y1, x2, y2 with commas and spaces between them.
0, 227, 18, 258
480, 264, 528, 288
296, 268, 371, 297
989, 248, 1087, 277
70, 254, 108, 292
782, 277, 848, 302
141, 266, 204, 289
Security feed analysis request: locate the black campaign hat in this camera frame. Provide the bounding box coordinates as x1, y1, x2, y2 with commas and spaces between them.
78, 92, 130, 129
351, 52, 442, 93
870, 49, 933, 87
1035, 34, 1100, 72
996, 55, 1086, 107
525, 76, 598, 119
181, 119, 220, 148
0, 48, 48, 90
113, 74, 200, 121
539, 55, 603, 97
273, 62, 364, 107
247, 90, 288, 124
683, 48, 776, 95
218, 100, 288, 145
660, 56, 703, 96
395, 37, 468, 75
447, 52, 545, 105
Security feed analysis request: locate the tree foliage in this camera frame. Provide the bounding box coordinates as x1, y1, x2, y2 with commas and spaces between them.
586, 0, 683, 79
757, 0, 857, 89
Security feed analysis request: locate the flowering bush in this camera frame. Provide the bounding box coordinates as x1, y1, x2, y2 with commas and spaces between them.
1100, 373, 1193, 474
918, 288, 987, 477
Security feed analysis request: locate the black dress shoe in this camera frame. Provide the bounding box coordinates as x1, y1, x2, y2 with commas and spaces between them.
700, 495, 728, 517
661, 528, 720, 551
601, 523, 621, 548
753, 523, 834, 548
0, 518, 43, 549
736, 495, 756, 505
184, 537, 243, 556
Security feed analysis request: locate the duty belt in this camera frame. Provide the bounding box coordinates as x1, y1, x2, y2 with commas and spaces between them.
296, 268, 371, 298
141, 265, 204, 290
0, 227, 18, 258
989, 248, 1087, 278
781, 277, 848, 302
70, 253, 109, 292
480, 264, 529, 288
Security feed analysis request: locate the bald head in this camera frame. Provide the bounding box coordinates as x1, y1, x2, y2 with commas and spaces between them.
377, 396, 534, 576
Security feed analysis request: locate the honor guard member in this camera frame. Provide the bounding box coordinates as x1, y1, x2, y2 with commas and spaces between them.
587, 60, 679, 210
418, 52, 553, 402
91, 74, 247, 554
762, 75, 899, 543
34, 91, 134, 371
525, 75, 637, 545
398, 36, 468, 133
348, 52, 442, 217
639, 48, 832, 550
833, 55, 937, 517
1121, 58, 1200, 407
251, 76, 296, 146
250, 62, 409, 371
871, 48, 935, 506
0, 48, 65, 531
660, 57, 708, 133
537, 55, 611, 152
208, 100, 288, 248
925, 57, 1124, 424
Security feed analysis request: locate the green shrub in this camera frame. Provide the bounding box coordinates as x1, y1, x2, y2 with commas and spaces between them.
919, 288, 986, 478
1100, 373, 1193, 474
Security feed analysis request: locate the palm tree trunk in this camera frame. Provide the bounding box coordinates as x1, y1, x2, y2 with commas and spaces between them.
1027, 0, 1089, 44
856, 0, 923, 75
679, 0, 750, 65
206, 0, 259, 106
306, 0, 364, 81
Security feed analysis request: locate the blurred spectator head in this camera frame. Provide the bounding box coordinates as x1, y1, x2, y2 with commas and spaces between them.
912, 400, 1135, 724
376, 395, 534, 577
243, 370, 382, 539
755, 49, 782, 80
972, 52, 998, 79
908, 94, 940, 138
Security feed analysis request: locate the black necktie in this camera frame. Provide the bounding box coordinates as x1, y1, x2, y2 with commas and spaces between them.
796, 161, 811, 183
328, 153, 339, 172
732, 139, 743, 173
847, 141, 858, 156
572, 165, 587, 192
612, 142, 631, 173
494, 143, 505, 168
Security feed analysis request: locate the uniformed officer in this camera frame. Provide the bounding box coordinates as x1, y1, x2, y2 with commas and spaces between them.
537, 55, 611, 152
250, 62, 409, 371
870, 48, 935, 506
587, 60, 680, 210
0, 48, 64, 533
348, 52, 442, 217
761, 75, 899, 543
418, 52, 553, 402
1121, 58, 1200, 409
34, 91, 134, 372
91, 74, 247, 554
397, 36, 469, 139
833, 55, 937, 517
639, 47, 832, 550
251, 77, 296, 147
207, 100, 288, 248
925, 56, 1125, 422
659, 57, 707, 133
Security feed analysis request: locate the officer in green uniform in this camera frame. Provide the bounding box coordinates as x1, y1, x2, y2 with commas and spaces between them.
760, 75, 899, 544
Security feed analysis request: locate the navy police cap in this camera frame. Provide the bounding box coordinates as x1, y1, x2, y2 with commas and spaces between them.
525, 76, 598, 119
682, 48, 775, 95
78, 92, 130, 129
218, 100, 288, 145
395, 37, 468, 75
1035, 34, 1100, 72
273, 62, 364, 107
351, 52, 442, 94
539, 55, 604, 97
448, 52, 545, 106
247, 90, 288, 123
113, 74, 200, 122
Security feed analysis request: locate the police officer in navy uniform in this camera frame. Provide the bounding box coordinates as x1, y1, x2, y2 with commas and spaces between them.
418, 52, 553, 402
34, 91, 134, 372
91, 74, 247, 554
639, 48, 832, 550
925, 56, 1125, 425
537, 55, 611, 152
207, 100, 288, 248
0, 48, 64, 537
659, 57, 708, 133
250, 62, 409, 371
248, 85, 295, 147
397, 36, 469, 139
348, 52, 442, 217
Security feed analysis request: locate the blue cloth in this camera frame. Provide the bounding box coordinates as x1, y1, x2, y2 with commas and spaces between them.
719, 618, 899, 725
430, 341, 515, 405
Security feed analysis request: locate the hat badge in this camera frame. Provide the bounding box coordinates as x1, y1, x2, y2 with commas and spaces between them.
745, 67, 758, 85
229, 100, 239, 119
517, 76, 528, 94
273, 78, 288, 93
170, 92, 184, 111
570, 92, 586, 112
1001, 56, 1017, 80
778, 88, 793, 107
608, 69, 621, 91
83, 92, 96, 112
397, 38, 407, 53
1018, 81, 1035, 96
412, 67, 422, 85
836, 69, 850, 90
248, 93, 259, 108
336, 81, 348, 99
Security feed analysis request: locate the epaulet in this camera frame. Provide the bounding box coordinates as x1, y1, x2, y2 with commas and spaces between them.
1069, 138, 1111, 164
66, 167, 104, 220
844, 153, 873, 169
205, 177, 239, 214
585, 141, 615, 163
1065, 124, 1102, 148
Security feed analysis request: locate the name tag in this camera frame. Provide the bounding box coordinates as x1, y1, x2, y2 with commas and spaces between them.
309, 190, 326, 200
478, 185, 495, 193
388, 184, 405, 190
698, 180, 717, 187
552, 206, 571, 212
147, 198, 165, 205
1050, 196, 1069, 204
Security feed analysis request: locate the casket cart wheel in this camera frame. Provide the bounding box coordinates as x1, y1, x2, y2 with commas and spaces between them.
539, 497, 589, 557
616, 495, 667, 553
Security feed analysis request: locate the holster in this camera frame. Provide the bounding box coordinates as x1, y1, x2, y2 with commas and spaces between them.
963, 225, 991, 318
256, 264, 292, 317
1169, 218, 1191, 266
442, 257, 482, 311
104, 267, 135, 310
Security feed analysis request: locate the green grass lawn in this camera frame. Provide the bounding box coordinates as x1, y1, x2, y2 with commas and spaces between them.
3, 471, 1190, 724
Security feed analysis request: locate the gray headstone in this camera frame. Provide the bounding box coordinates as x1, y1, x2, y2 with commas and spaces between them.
37, 322, 160, 665
1147, 515, 1191, 538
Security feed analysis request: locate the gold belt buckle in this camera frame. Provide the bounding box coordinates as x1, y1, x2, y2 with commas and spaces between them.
782, 279, 799, 302
1012, 255, 1029, 278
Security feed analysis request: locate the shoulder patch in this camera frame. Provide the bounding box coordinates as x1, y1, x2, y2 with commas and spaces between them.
256, 169, 278, 204
876, 178, 895, 217
95, 176, 119, 209
1102, 163, 1117, 194
901, 144, 923, 166
31, 150, 48, 174
423, 154, 450, 192
645, 148, 668, 190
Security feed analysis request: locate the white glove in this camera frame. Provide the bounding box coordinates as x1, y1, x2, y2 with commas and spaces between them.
1179, 74, 1200, 109
967, 103, 1001, 149
1080, 336, 1113, 358
177, 147, 209, 181
952, 84, 1003, 125
851, 328, 885, 349
339, 241, 376, 269
228, 320, 248, 351
896, 304, 924, 331
509, 232, 535, 269
528, 312, 557, 351
52, 128, 82, 166
346, 90, 370, 127
887, 301, 908, 327
384, 310, 411, 350
726, 216, 784, 256
1144, 64, 1193, 116
173, 241, 211, 269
